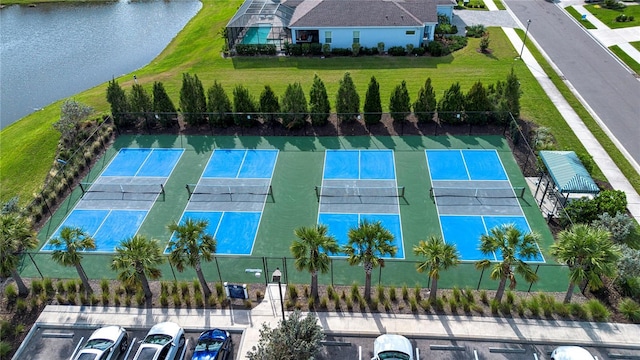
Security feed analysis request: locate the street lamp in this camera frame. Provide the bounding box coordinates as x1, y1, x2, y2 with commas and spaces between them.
517, 19, 532, 60
272, 268, 285, 321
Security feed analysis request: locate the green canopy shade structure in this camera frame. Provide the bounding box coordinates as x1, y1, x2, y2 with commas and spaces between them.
536, 151, 599, 213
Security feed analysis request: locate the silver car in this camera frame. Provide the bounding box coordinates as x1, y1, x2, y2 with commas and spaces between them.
551, 346, 596, 360
73, 325, 129, 360
132, 322, 186, 360
371, 334, 414, 360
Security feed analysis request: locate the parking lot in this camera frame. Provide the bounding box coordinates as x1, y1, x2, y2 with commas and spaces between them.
317, 335, 640, 360
21, 325, 241, 360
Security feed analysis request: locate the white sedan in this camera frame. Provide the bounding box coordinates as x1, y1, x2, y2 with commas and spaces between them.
371, 334, 414, 360
72, 325, 129, 360
132, 322, 186, 360
551, 346, 596, 360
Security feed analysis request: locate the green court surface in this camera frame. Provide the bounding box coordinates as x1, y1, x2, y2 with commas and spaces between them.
27, 135, 568, 292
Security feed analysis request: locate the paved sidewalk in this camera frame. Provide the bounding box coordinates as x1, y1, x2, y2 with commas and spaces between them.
477, 0, 640, 222
27, 284, 640, 360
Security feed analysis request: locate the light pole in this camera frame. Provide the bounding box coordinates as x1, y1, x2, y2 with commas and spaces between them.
518, 19, 532, 60
272, 268, 285, 321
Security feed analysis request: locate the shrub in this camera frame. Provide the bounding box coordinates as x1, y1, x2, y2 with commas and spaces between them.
5, 284, 18, 303
389, 287, 397, 302
180, 281, 190, 297
288, 284, 298, 300
330, 47, 352, 56
593, 212, 634, 243
506, 290, 515, 305
402, 284, 409, 301
319, 296, 328, 309
44, 278, 54, 296
334, 296, 341, 310
377, 42, 385, 54
216, 282, 224, 297
31, 280, 44, 295
409, 297, 418, 312
351, 283, 360, 301
307, 296, 315, 309
377, 285, 386, 303
554, 302, 569, 318
452, 287, 462, 302
327, 285, 335, 299
586, 299, 610, 321
101, 292, 110, 305
413, 285, 422, 302
173, 293, 181, 307
322, 43, 331, 56
100, 279, 110, 294
527, 297, 541, 317
480, 290, 488, 304
345, 297, 353, 311
435, 297, 445, 311
412, 47, 426, 56
351, 42, 361, 56
0, 341, 11, 357
388, 46, 407, 56
113, 294, 121, 307
490, 299, 500, 315
516, 300, 526, 316
405, 44, 414, 54
160, 294, 169, 307
464, 288, 475, 303
465, 24, 486, 38
449, 298, 459, 313
16, 298, 28, 313
192, 280, 201, 294
618, 298, 640, 323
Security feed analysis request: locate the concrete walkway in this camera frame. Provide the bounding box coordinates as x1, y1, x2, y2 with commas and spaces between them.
466, 0, 640, 222
26, 284, 640, 360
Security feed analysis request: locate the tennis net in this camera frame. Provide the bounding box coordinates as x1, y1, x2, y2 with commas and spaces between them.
79, 182, 165, 200
315, 185, 405, 201
429, 186, 525, 199
186, 184, 272, 202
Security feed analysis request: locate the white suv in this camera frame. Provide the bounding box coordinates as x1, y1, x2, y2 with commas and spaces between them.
132, 322, 186, 360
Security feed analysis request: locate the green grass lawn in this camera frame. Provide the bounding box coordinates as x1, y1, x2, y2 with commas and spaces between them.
609, 44, 640, 74
585, 4, 640, 28
567, 6, 598, 29
631, 41, 640, 51
2, 0, 639, 207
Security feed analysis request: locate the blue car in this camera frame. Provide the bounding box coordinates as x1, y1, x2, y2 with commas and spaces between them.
191, 329, 232, 360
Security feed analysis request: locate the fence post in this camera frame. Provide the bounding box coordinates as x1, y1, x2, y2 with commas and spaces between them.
27, 253, 44, 279
477, 267, 485, 290
215, 257, 223, 284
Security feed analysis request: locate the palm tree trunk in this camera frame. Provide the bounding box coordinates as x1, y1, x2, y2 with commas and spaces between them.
564, 282, 575, 304
429, 276, 438, 303
364, 266, 372, 301
138, 269, 152, 299
11, 269, 29, 297
195, 261, 211, 298
495, 278, 506, 302
311, 271, 318, 300
75, 263, 93, 294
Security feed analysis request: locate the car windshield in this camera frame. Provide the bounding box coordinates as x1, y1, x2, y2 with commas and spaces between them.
195, 339, 223, 352
83, 339, 114, 351
143, 334, 172, 345
137, 347, 160, 360
76, 354, 97, 360
378, 351, 411, 360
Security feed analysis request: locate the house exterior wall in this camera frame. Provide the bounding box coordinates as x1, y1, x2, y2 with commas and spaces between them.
436, 4, 454, 21
292, 26, 433, 48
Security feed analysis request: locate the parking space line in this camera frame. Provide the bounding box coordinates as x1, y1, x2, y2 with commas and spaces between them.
68, 336, 84, 360
41, 332, 74, 338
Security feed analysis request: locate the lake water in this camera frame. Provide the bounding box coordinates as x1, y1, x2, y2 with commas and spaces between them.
0, 0, 202, 129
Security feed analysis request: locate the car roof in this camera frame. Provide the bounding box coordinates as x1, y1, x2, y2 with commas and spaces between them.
199, 329, 228, 341
90, 325, 123, 340
374, 334, 413, 359
552, 346, 596, 360
148, 322, 181, 336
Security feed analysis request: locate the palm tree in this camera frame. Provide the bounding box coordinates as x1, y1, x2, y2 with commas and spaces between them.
49, 226, 96, 294
414, 235, 460, 303
343, 219, 397, 300
551, 223, 620, 303
291, 224, 339, 300
0, 214, 38, 296
475, 224, 540, 302
111, 235, 164, 299
167, 218, 216, 298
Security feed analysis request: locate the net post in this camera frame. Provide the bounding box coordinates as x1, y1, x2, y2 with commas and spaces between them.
186, 184, 194, 200
267, 185, 274, 202
518, 187, 525, 199
160, 183, 165, 201
315, 186, 320, 201
79, 183, 88, 196
398, 186, 405, 198
429, 187, 435, 202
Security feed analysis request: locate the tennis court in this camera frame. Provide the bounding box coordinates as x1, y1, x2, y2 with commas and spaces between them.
317, 150, 404, 258
426, 149, 544, 262
41, 148, 183, 252
167, 149, 278, 255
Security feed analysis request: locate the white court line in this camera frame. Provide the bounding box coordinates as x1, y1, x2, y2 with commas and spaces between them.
133, 149, 155, 177
235, 149, 249, 178
459, 149, 472, 181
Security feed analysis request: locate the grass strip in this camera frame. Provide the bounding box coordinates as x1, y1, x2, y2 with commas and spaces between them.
566, 6, 598, 29
609, 45, 640, 74
517, 28, 640, 194
584, 4, 640, 29
630, 41, 640, 52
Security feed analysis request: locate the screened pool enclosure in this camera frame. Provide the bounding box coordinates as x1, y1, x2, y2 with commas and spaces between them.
226, 0, 294, 51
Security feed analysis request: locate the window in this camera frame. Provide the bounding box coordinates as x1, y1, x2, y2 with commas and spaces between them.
325, 31, 332, 44
353, 31, 360, 44
406, 30, 415, 35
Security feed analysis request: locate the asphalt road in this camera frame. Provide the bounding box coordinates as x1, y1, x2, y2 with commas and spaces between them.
505, 0, 640, 167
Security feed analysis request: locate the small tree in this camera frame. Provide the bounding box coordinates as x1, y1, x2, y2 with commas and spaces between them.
49, 227, 96, 294
129, 83, 153, 125
308, 74, 331, 126
259, 85, 280, 124
479, 32, 490, 53
233, 85, 257, 127
413, 78, 437, 123
106, 78, 131, 127
53, 99, 94, 145
389, 80, 411, 123
437, 82, 465, 124
592, 212, 634, 244
504, 69, 521, 119
207, 81, 233, 127
363, 76, 382, 125
414, 235, 460, 303
179, 73, 207, 125
335, 72, 360, 123
281, 82, 308, 129
465, 81, 491, 124
290, 224, 339, 300
111, 235, 164, 300
0, 214, 38, 297
152, 81, 177, 128
247, 310, 325, 360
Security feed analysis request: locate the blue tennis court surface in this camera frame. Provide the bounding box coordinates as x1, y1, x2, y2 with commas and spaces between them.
42, 209, 147, 252
102, 148, 184, 177
203, 149, 278, 178
318, 213, 404, 258
324, 150, 395, 179
167, 211, 260, 255
426, 149, 507, 181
